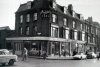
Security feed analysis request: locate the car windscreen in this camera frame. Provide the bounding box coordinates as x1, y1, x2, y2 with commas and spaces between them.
0, 51, 6, 55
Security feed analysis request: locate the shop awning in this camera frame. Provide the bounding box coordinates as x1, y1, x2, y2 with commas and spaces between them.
6, 37, 71, 42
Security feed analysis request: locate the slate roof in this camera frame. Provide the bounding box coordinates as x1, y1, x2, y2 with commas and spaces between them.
0, 26, 11, 30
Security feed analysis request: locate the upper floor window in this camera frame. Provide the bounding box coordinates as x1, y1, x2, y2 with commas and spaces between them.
64, 7, 67, 14
26, 26, 29, 35
65, 30, 69, 39
63, 18, 67, 26
88, 36, 90, 43
88, 26, 89, 33
26, 14, 30, 22
20, 27, 22, 35
73, 21, 75, 28
53, 1, 56, 9
52, 14, 57, 23
51, 26, 59, 37
96, 28, 98, 35
74, 31, 77, 40
20, 15, 23, 23
33, 13, 37, 20
93, 37, 95, 43
82, 33, 85, 41
80, 23, 83, 30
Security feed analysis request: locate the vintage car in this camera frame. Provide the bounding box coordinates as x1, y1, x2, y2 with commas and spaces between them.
86, 52, 97, 59
0, 49, 18, 66
73, 53, 87, 60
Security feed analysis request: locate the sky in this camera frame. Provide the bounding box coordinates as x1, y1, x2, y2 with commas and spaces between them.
0, 0, 100, 30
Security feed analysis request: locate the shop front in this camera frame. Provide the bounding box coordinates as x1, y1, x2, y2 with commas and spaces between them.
6, 37, 71, 57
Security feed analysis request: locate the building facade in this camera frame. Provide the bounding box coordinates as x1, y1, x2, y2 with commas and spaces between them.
6, 0, 100, 56
0, 26, 15, 49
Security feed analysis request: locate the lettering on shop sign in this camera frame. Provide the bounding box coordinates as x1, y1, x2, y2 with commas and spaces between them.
40, 10, 50, 18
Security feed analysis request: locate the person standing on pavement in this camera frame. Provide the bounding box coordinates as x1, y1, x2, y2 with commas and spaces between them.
22, 47, 28, 61
97, 52, 100, 60
43, 51, 47, 60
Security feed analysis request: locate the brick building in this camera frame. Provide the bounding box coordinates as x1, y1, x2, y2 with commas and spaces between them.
6, 0, 100, 56
0, 26, 15, 49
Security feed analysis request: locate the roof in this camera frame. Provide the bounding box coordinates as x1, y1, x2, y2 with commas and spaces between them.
0, 26, 11, 30
17, 3, 28, 12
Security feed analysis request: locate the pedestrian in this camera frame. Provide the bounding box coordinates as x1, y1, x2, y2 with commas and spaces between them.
22, 48, 28, 61
43, 51, 47, 60
97, 52, 100, 60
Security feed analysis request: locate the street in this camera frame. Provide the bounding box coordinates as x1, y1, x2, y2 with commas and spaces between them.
1, 57, 100, 67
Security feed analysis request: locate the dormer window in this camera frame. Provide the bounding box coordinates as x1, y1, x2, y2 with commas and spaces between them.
53, 1, 56, 9
27, 1, 31, 9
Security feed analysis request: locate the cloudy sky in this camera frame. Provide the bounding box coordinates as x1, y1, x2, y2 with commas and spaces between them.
0, 0, 100, 29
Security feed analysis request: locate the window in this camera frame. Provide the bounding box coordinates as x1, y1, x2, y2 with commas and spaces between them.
80, 24, 83, 30
63, 18, 67, 25
73, 21, 75, 28
33, 13, 37, 20
51, 27, 59, 37
33, 26, 37, 33
74, 31, 77, 40
86, 25, 88, 32
93, 37, 95, 43
65, 30, 69, 39
82, 33, 85, 41
53, 2, 56, 9
69, 29, 74, 39
64, 7, 67, 14
20, 27, 22, 35
52, 14, 57, 23
96, 28, 98, 35
20, 15, 23, 23
88, 36, 90, 43
26, 14, 30, 22
26, 26, 29, 35
88, 26, 89, 33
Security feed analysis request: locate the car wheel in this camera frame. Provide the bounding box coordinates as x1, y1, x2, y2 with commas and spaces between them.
8, 59, 14, 65
2, 63, 6, 66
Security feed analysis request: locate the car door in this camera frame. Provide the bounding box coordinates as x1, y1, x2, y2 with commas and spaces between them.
0, 51, 7, 63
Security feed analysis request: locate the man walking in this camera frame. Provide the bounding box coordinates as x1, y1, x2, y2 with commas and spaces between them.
22, 48, 28, 61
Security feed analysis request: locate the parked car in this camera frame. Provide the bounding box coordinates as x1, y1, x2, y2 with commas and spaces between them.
0, 49, 18, 66
86, 52, 97, 59
73, 53, 87, 60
